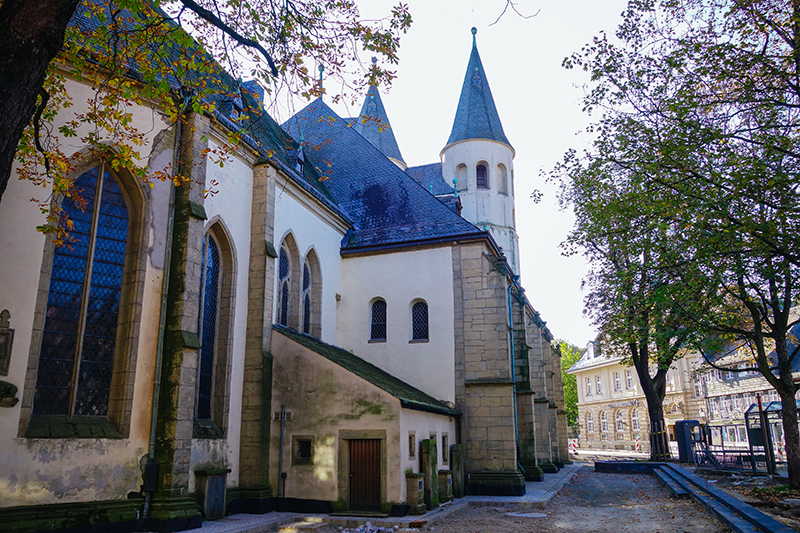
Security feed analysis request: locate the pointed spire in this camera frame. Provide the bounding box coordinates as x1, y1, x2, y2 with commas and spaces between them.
352, 84, 405, 166
445, 28, 511, 148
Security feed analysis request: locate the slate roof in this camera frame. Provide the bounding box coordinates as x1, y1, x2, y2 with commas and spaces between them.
351, 86, 405, 164
446, 30, 511, 148
283, 98, 485, 250
405, 162, 453, 196
274, 325, 460, 416
567, 352, 623, 373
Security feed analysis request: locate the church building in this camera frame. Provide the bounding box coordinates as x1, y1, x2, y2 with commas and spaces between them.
0, 4, 568, 529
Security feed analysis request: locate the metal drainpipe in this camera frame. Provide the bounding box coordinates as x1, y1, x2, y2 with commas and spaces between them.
143, 91, 192, 519
278, 405, 286, 498
508, 274, 522, 474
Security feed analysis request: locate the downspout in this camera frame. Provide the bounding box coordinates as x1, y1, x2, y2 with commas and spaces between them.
278, 405, 286, 498
508, 274, 522, 475
143, 89, 192, 519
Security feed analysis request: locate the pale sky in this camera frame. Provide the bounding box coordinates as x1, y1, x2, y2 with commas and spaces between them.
288, 1, 631, 346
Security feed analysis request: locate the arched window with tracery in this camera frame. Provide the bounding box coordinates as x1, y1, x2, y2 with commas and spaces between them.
277, 245, 291, 326
196, 232, 220, 421
411, 300, 429, 341
371, 299, 387, 341
34, 164, 129, 417
476, 162, 489, 189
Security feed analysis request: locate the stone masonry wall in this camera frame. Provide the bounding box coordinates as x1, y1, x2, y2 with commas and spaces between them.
452, 242, 517, 474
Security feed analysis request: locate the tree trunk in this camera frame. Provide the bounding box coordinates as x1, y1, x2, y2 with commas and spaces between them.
0, 0, 80, 204
646, 400, 670, 461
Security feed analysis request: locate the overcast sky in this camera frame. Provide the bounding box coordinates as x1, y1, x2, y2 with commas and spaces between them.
295, 0, 631, 346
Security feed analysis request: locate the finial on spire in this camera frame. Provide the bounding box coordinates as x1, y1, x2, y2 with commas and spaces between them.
318, 64, 324, 87
471, 26, 477, 47
371, 56, 378, 65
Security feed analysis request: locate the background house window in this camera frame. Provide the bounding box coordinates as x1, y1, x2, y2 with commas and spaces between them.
408, 432, 416, 458
632, 409, 640, 431
626, 369, 633, 389
411, 301, 428, 341
616, 410, 624, 431
197, 233, 221, 421
596, 375, 602, 394
441, 434, 448, 464
587, 413, 594, 432
371, 299, 387, 341
600, 411, 608, 432
476, 163, 489, 189
34, 165, 128, 417
586, 377, 592, 396
614, 372, 621, 391
297, 440, 312, 462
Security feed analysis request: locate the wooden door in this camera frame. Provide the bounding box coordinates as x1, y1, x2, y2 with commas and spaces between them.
349, 439, 381, 511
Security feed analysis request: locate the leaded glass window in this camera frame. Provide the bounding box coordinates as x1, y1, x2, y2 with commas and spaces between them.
371, 299, 386, 340
476, 163, 488, 189
34, 165, 128, 416
302, 262, 311, 334
411, 301, 428, 341
197, 233, 220, 420
278, 246, 290, 326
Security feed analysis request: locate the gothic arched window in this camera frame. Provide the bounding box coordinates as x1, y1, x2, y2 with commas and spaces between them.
476, 163, 489, 189
34, 165, 129, 417
411, 301, 429, 341
371, 299, 387, 341
278, 245, 291, 326
302, 261, 312, 334
196, 233, 221, 420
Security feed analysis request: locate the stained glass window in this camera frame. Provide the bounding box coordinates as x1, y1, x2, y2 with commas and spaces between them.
197, 233, 220, 420
302, 262, 311, 334
371, 300, 386, 341
34, 165, 128, 416
411, 301, 428, 341
278, 246, 290, 326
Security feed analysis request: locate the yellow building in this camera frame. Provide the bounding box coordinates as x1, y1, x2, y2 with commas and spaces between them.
567, 342, 703, 452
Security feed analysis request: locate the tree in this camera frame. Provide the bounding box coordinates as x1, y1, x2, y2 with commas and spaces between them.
561, 0, 800, 485
558, 340, 585, 427
556, 146, 701, 460
0, 0, 411, 231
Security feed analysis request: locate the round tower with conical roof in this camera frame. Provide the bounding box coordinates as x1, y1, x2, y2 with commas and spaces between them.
441, 28, 520, 273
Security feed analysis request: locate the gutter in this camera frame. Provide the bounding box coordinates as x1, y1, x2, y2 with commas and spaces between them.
400, 399, 460, 418
340, 231, 500, 257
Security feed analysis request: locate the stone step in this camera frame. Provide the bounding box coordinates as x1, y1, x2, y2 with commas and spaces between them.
653, 467, 690, 499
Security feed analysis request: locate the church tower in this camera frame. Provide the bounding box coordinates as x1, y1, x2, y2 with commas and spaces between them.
352, 65, 407, 170
441, 28, 520, 273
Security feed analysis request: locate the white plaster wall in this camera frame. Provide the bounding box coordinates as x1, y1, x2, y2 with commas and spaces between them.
273, 182, 346, 345
337, 247, 456, 403
398, 409, 456, 499
189, 139, 255, 490
0, 76, 174, 507
441, 139, 520, 273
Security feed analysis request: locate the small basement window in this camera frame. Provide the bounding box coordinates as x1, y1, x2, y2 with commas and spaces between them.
292, 436, 314, 465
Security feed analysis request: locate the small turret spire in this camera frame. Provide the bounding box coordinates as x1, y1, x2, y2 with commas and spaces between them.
471, 26, 477, 47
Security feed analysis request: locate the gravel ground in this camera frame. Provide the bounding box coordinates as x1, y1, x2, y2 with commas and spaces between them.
308, 467, 731, 533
